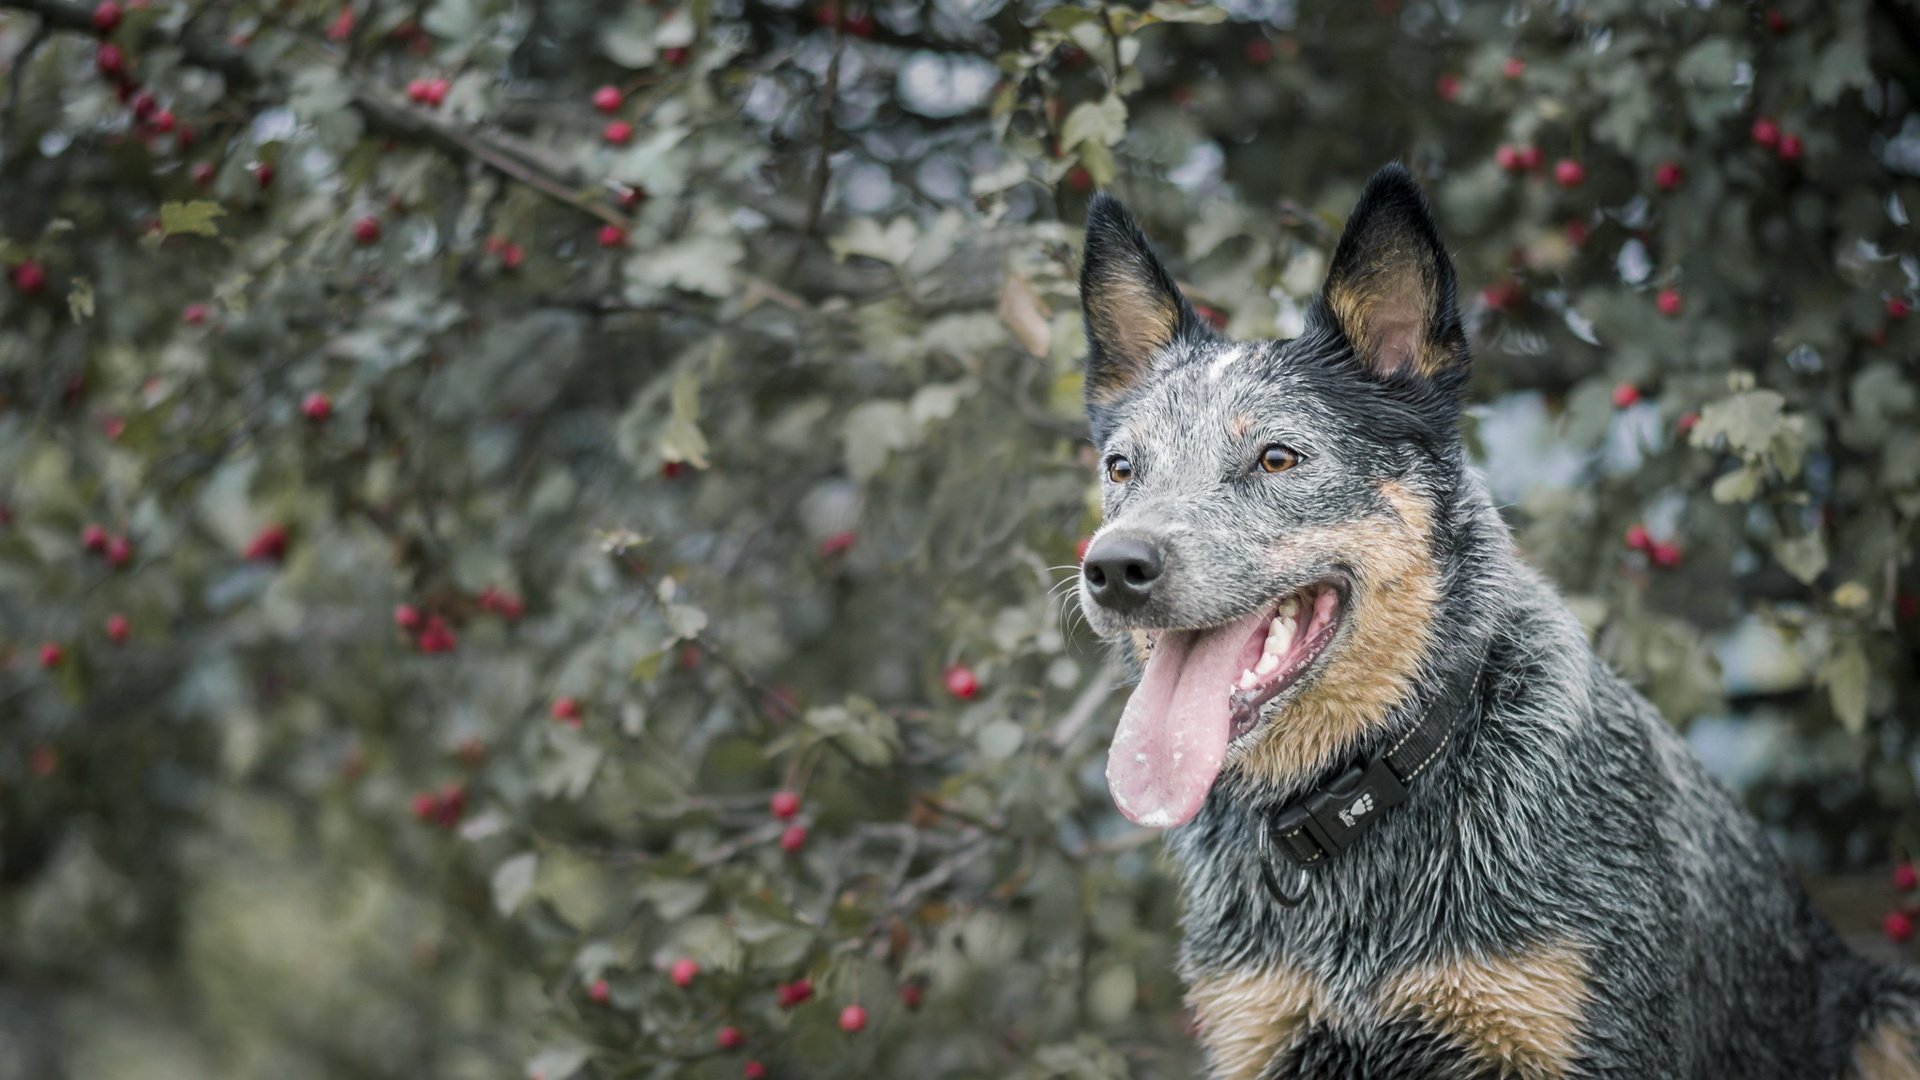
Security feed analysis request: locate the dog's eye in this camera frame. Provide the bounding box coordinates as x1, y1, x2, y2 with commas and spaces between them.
1257, 445, 1300, 474
1106, 455, 1134, 484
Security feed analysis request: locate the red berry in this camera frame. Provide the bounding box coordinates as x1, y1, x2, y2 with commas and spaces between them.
1776, 133, 1802, 162
592, 84, 622, 113
1895, 863, 1918, 892
96, 43, 126, 78
406, 78, 431, 103
663, 46, 690, 66
83, 523, 109, 553
943, 664, 980, 700
900, 982, 924, 1010
411, 791, 441, 822
1435, 73, 1460, 101
92, 1, 123, 33
670, 958, 699, 988
717, 1026, 745, 1050
604, 120, 634, 146
1624, 524, 1652, 552
1649, 542, 1683, 569
1653, 161, 1683, 191
597, 224, 626, 249
1244, 39, 1273, 64
617, 185, 647, 210
10, 260, 46, 296
1889, 298, 1912, 321
661, 460, 687, 480
422, 78, 449, 106
1611, 383, 1641, 408
151, 109, 176, 134
106, 613, 130, 643
770, 790, 801, 820
1065, 165, 1093, 195
182, 302, 209, 325
1501, 56, 1525, 79
1677, 411, 1699, 435
838, 1004, 867, 1032
1494, 144, 1523, 173
28, 745, 57, 777
1656, 289, 1683, 317
1750, 116, 1779, 148
39, 642, 64, 669
190, 161, 216, 186
245, 524, 288, 562
1480, 280, 1522, 312
435, 783, 466, 825
778, 825, 808, 853
326, 6, 355, 42
499, 242, 525, 270
104, 534, 132, 568
1553, 158, 1585, 189
252, 161, 275, 188
352, 216, 381, 245
844, 14, 876, 37
550, 696, 583, 725
302, 391, 333, 421
394, 603, 423, 630
1194, 304, 1229, 332
1564, 219, 1591, 247
1901, 593, 1920, 621
1764, 8, 1789, 33
818, 530, 857, 557
742, 1063, 767, 1080
588, 978, 611, 1003
130, 90, 157, 120
776, 979, 813, 1007
1886, 910, 1914, 944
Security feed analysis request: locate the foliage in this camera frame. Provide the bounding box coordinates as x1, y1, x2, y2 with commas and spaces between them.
0, 0, 1916, 1076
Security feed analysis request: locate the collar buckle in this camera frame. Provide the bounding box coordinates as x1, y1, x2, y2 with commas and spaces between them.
1268, 756, 1407, 869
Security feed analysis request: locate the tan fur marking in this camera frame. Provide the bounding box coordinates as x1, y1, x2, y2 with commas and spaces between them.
1128, 628, 1152, 667
1236, 481, 1440, 787
1188, 966, 1335, 1080
1086, 266, 1179, 403
1376, 940, 1589, 1078
1849, 1018, 1920, 1080
1325, 251, 1447, 376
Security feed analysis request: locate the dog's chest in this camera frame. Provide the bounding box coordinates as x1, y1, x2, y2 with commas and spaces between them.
1186, 939, 1591, 1080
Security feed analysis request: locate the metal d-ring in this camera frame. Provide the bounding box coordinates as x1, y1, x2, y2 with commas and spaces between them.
1258, 818, 1312, 907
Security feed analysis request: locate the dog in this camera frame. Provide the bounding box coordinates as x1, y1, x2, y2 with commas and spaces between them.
1073, 164, 1920, 1079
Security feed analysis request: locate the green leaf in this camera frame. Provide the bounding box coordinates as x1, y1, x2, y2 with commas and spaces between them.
661, 370, 710, 469
1773, 532, 1827, 585
491, 853, 539, 917
1820, 639, 1871, 734
1060, 95, 1127, 151
158, 201, 225, 239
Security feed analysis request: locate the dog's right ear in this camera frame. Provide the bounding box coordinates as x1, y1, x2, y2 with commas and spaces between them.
1080, 194, 1206, 408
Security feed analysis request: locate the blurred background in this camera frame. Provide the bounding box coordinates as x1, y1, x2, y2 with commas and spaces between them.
1, 0, 1916, 1076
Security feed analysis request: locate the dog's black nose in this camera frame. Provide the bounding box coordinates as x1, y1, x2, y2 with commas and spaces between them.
1083, 534, 1165, 612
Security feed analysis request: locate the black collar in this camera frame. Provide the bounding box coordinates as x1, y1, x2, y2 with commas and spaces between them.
1257, 650, 1488, 906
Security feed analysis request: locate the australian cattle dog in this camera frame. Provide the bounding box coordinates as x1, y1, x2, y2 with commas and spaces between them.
1073, 164, 1920, 1079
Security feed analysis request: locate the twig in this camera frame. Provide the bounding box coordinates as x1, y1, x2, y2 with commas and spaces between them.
782, 31, 843, 284
1049, 661, 1121, 749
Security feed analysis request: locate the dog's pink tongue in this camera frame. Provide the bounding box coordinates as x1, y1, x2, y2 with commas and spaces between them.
1106, 610, 1263, 828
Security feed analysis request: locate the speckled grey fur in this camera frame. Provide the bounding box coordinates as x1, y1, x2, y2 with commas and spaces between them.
1075, 165, 1920, 1079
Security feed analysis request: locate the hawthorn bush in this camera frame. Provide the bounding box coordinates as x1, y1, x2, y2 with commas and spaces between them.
1, 0, 1916, 1076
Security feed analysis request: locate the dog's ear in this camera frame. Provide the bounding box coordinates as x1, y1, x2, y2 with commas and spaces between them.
1080, 193, 1208, 407
1311, 164, 1468, 382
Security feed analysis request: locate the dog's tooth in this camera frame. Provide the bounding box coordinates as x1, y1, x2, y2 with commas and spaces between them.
1268, 619, 1296, 656
1255, 653, 1280, 677
1280, 595, 1299, 617
1237, 669, 1259, 690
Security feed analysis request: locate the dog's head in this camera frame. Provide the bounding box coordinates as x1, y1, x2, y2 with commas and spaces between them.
1076, 164, 1470, 828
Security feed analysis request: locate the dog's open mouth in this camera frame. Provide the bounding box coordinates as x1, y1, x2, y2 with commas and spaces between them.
1105, 580, 1347, 830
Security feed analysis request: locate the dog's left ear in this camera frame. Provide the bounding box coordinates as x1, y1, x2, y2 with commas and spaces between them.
1080, 193, 1211, 408
1311, 164, 1468, 381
